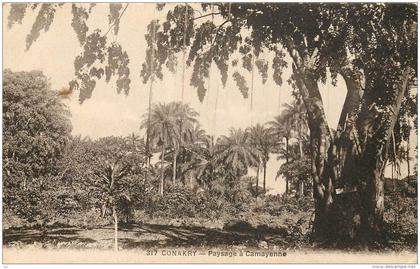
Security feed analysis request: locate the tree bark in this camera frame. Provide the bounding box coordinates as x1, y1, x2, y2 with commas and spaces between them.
356, 67, 411, 243
291, 63, 336, 242
283, 33, 412, 246
291, 59, 373, 244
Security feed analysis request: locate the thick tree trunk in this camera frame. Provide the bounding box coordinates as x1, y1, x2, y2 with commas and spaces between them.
291, 61, 376, 245
284, 34, 412, 246
357, 67, 410, 243
291, 64, 335, 242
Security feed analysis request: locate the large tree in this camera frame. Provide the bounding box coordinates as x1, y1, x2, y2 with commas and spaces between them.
3, 69, 72, 221
8, 3, 417, 245
140, 3, 417, 245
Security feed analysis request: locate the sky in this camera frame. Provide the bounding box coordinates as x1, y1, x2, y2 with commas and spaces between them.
3, 3, 413, 194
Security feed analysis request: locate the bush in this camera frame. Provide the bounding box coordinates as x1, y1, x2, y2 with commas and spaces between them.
146, 183, 196, 218
384, 191, 417, 235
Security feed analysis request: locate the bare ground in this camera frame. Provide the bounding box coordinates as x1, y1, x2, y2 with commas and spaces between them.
3, 223, 417, 263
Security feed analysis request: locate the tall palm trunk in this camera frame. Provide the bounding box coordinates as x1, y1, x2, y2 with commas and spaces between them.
112, 205, 118, 252
263, 162, 267, 193
392, 165, 397, 191
172, 148, 177, 184
407, 127, 410, 177
181, 3, 188, 102
391, 130, 397, 183
298, 126, 304, 197
189, 174, 194, 189
285, 136, 289, 194
160, 128, 166, 196
255, 165, 260, 197
391, 163, 395, 184
145, 19, 156, 184
250, 52, 255, 125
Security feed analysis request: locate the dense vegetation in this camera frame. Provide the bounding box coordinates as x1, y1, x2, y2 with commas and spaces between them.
3, 69, 416, 251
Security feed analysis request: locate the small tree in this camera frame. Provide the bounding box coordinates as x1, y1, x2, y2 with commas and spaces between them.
74, 136, 145, 251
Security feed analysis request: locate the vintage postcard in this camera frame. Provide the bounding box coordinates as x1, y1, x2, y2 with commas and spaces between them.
2, 2, 418, 264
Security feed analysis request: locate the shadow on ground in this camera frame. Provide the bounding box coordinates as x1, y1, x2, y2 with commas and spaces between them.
3, 221, 302, 250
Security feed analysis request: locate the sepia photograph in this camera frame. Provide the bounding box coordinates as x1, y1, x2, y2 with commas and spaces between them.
2, 2, 418, 264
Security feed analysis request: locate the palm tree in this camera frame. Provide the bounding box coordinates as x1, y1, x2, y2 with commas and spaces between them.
174, 123, 208, 187
144, 19, 157, 186
282, 100, 307, 196
186, 136, 219, 188
185, 122, 207, 146
248, 124, 278, 196
268, 112, 293, 194
217, 128, 262, 181
283, 100, 307, 158
141, 103, 180, 196
125, 133, 146, 155
170, 102, 199, 183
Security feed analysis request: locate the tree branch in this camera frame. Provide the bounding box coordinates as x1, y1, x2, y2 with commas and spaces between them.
104, 3, 129, 37
193, 12, 221, 21
337, 66, 363, 131
211, 19, 230, 47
